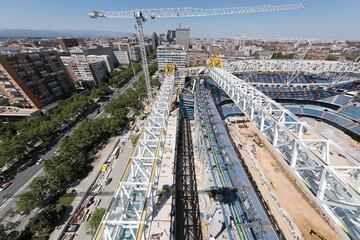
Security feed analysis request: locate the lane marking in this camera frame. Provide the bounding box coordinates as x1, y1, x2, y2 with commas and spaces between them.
0, 169, 43, 212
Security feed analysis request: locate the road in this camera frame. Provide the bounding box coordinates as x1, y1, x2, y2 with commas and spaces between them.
0, 73, 141, 217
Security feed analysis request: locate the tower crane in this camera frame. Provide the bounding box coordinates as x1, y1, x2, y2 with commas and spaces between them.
89, 3, 305, 102
89, 4, 305, 240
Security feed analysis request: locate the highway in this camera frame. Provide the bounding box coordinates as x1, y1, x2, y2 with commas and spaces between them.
0, 73, 141, 217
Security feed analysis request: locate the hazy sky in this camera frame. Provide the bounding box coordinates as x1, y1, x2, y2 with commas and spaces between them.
1, 0, 360, 40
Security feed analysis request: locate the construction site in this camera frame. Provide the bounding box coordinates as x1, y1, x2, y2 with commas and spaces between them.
88, 4, 360, 240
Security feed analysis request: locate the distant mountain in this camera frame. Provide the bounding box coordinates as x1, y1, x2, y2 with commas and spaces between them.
0, 28, 134, 38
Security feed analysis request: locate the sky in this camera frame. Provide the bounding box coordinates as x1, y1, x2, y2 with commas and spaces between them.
1, 0, 360, 40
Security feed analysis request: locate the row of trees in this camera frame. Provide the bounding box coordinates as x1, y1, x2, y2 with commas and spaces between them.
105, 61, 159, 115
109, 62, 141, 87
11, 62, 156, 239
0, 93, 97, 169
271, 52, 295, 59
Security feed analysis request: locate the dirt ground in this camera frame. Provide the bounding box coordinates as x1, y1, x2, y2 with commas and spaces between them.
227, 117, 343, 240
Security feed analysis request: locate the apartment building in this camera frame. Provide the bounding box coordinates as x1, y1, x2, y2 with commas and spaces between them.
0, 51, 75, 109
186, 49, 209, 66
65, 61, 108, 88
113, 51, 130, 66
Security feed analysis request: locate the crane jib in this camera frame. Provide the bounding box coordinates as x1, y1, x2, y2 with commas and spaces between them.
89, 3, 305, 19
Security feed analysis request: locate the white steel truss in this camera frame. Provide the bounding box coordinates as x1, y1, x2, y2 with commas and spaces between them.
179, 66, 206, 78
101, 75, 175, 240
208, 67, 360, 239
225, 60, 360, 75
89, 4, 304, 19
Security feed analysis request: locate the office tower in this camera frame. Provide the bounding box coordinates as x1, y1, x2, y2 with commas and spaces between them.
0, 51, 75, 109
176, 25, 190, 49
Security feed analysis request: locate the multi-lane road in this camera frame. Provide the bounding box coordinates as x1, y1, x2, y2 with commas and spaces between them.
0, 73, 141, 217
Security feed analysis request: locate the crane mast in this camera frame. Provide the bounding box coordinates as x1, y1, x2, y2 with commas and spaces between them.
134, 11, 152, 101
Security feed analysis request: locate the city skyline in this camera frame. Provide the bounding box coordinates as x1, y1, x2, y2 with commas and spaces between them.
1, 0, 360, 40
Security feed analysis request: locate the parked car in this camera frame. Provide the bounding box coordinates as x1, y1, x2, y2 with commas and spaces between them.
0, 181, 10, 191
66, 224, 79, 232
85, 196, 95, 208
105, 177, 112, 185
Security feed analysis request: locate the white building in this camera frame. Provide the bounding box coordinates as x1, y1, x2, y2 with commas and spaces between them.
114, 51, 130, 65
60, 51, 109, 87
66, 61, 108, 87
157, 44, 186, 71
86, 54, 113, 73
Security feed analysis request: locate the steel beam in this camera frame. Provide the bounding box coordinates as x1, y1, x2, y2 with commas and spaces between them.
225, 60, 360, 75
207, 67, 360, 238
101, 75, 175, 240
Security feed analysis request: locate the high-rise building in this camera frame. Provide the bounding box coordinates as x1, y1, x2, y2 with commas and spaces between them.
60, 51, 110, 87
86, 55, 113, 73
157, 45, 186, 71
113, 51, 130, 66
176, 25, 190, 50
58, 38, 79, 51
65, 61, 108, 88
113, 43, 142, 62
114, 43, 131, 52
0, 52, 75, 109
83, 46, 117, 68
166, 30, 176, 43
152, 32, 159, 52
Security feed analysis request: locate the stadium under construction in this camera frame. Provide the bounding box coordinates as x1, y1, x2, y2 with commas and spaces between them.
94, 59, 360, 240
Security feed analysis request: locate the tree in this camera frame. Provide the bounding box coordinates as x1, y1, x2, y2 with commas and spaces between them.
27, 206, 59, 238
151, 77, 161, 88
325, 54, 337, 61
88, 208, 106, 233
17, 191, 39, 214
130, 134, 140, 146
0, 224, 19, 240
90, 84, 109, 99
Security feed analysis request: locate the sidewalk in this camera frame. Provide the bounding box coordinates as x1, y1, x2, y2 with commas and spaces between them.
49, 136, 121, 240
74, 138, 133, 240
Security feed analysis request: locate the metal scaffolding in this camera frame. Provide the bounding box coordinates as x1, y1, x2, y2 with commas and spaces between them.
89, 4, 304, 19
207, 67, 360, 239
225, 60, 360, 75
225, 60, 360, 86
101, 74, 175, 240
